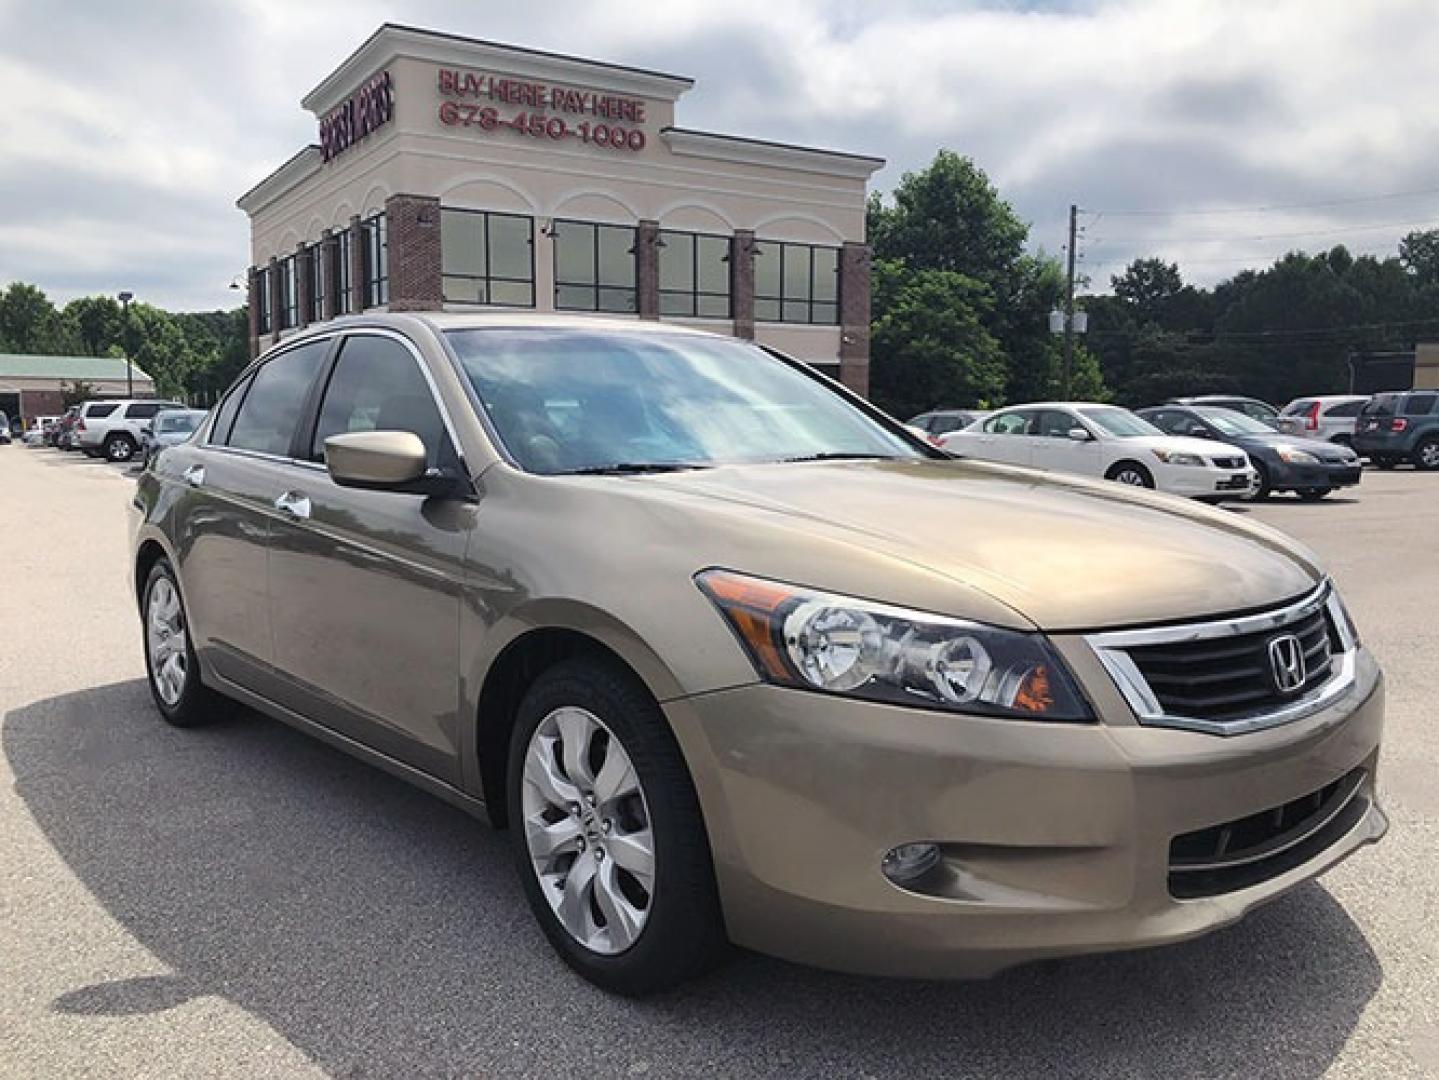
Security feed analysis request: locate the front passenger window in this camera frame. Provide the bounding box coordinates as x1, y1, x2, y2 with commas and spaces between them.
226, 341, 328, 456
310, 335, 453, 470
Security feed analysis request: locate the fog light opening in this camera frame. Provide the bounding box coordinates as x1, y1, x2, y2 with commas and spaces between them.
881, 842, 941, 886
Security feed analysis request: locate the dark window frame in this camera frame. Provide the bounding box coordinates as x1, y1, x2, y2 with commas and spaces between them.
255, 267, 273, 334
360, 213, 388, 309
753, 239, 840, 325
658, 229, 732, 319
552, 219, 638, 314
307, 243, 326, 323
278, 255, 299, 330
334, 230, 354, 315
440, 207, 537, 308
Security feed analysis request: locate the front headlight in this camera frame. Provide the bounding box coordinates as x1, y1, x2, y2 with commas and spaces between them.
1276, 445, 1320, 464
696, 570, 1093, 721
1151, 449, 1205, 466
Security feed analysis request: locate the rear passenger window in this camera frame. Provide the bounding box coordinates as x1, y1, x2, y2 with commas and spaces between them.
1325, 401, 1364, 418
85, 403, 119, 418
225, 341, 327, 455
208, 374, 253, 446
1403, 393, 1436, 416
309, 335, 452, 470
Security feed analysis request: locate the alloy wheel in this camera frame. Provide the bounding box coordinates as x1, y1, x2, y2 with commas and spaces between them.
521, 706, 655, 955
1115, 468, 1147, 486
1420, 441, 1439, 469
146, 576, 188, 705
109, 438, 134, 462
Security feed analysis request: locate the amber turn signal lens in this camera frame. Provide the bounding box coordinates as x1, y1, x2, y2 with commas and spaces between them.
696, 570, 796, 681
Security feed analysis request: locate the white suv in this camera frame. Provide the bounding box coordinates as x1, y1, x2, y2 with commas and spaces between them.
1275, 395, 1369, 446
76, 399, 186, 462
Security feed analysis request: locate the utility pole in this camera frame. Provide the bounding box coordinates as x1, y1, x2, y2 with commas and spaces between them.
118, 291, 134, 397
1062, 203, 1077, 399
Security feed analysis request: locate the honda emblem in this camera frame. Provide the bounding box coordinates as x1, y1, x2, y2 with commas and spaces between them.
1268, 634, 1306, 694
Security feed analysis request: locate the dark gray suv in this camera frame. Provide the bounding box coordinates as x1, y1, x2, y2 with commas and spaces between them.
1352, 391, 1439, 470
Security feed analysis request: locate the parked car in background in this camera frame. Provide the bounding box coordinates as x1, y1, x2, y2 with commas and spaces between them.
1353, 390, 1439, 470
1139, 405, 1361, 500
0, 412, 11, 444
140, 408, 207, 466
76, 399, 186, 462
131, 313, 1384, 994
23, 416, 59, 446
941, 402, 1257, 500
1167, 395, 1281, 426
1275, 395, 1369, 446
906, 408, 988, 444
53, 406, 81, 450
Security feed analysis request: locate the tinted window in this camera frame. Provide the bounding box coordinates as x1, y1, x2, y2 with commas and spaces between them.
1036, 410, 1079, 438
1282, 399, 1315, 416
907, 413, 935, 432
1324, 400, 1365, 418
310, 336, 450, 469
84, 403, 119, 418
985, 411, 1035, 435
1078, 407, 1162, 438
1193, 407, 1270, 435
209, 374, 253, 446
226, 342, 327, 455
931, 412, 973, 435
1403, 393, 1436, 416
125, 402, 164, 420
1362, 394, 1399, 417
158, 411, 202, 434
1142, 409, 1183, 435
1240, 401, 1278, 420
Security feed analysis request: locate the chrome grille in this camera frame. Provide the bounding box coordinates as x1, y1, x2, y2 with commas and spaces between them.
1086, 583, 1358, 735
1211, 455, 1246, 469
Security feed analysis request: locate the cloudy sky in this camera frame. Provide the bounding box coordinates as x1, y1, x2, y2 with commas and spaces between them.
3, 0, 1438, 311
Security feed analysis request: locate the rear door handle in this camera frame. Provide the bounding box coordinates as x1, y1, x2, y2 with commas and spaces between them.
182, 464, 205, 488
274, 491, 312, 521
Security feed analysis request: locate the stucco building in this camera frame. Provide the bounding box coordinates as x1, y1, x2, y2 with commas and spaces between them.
236, 23, 883, 393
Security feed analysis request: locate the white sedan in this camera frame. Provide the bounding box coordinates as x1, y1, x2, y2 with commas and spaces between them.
940, 402, 1258, 500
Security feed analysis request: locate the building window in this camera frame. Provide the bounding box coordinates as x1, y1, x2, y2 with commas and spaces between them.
361, 213, 388, 308
754, 240, 839, 324
441, 208, 535, 307
254, 267, 272, 334
307, 243, 325, 323
335, 230, 353, 315
553, 220, 636, 313
658, 231, 731, 318
278, 255, 299, 330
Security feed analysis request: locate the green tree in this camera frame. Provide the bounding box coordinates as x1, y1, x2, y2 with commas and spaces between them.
1399, 228, 1439, 284
63, 296, 124, 356
867, 259, 1006, 418
1111, 258, 1183, 324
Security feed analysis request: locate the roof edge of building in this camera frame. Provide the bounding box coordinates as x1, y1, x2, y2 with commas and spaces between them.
660, 127, 885, 180
236, 145, 324, 216
301, 23, 695, 118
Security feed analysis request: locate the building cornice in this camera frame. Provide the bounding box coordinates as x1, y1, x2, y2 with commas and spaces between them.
302, 23, 695, 118
236, 145, 324, 215
660, 128, 884, 180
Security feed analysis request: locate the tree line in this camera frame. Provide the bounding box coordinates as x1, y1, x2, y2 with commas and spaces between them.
0, 282, 249, 403
5, 148, 1436, 416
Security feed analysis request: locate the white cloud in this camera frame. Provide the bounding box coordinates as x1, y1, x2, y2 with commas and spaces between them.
2, 0, 1437, 309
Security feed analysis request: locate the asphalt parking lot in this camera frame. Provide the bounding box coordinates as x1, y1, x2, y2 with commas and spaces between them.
2, 446, 1436, 1079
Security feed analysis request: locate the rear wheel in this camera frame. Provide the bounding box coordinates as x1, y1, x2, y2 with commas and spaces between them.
1415, 437, 1439, 471
1105, 461, 1154, 488
142, 559, 227, 726
104, 433, 136, 462
507, 657, 727, 995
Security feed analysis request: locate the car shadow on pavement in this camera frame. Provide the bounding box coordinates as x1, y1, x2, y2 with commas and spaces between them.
6, 681, 1382, 1080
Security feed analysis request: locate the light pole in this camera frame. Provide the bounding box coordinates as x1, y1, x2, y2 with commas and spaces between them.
117, 291, 134, 397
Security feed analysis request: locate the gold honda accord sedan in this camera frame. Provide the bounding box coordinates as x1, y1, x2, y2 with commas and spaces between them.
131, 313, 1386, 994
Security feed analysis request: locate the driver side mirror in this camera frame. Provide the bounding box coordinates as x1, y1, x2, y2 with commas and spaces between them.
1067, 427, 1092, 441
325, 430, 464, 497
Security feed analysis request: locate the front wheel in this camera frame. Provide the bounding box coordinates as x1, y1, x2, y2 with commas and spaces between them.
1249, 462, 1272, 500
507, 657, 727, 995
1105, 461, 1154, 488
105, 434, 136, 462
141, 559, 227, 726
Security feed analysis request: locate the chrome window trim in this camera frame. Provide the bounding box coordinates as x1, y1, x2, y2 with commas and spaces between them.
1086, 581, 1360, 736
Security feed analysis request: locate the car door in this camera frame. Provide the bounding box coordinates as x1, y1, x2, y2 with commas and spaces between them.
959, 409, 1036, 465
264, 330, 475, 784
1029, 408, 1100, 476
173, 339, 330, 691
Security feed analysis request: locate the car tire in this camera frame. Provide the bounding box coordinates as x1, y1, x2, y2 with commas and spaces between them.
506, 656, 727, 996
1298, 488, 1331, 501
1250, 462, 1272, 500
1105, 461, 1154, 488
141, 558, 227, 727
104, 434, 136, 462
1414, 437, 1439, 472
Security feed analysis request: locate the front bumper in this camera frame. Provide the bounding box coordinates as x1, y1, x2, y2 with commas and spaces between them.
1270, 461, 1362, 489
666, 646, 1384, 979
1162, 465, 1258, 499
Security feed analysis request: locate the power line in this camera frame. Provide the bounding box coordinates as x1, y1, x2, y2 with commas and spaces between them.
1088, 216, 1438, 246
1084, 184, 1439, 217
1085, 314, 1439, 342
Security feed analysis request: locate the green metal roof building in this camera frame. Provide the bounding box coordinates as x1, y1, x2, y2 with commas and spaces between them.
0, 353, 155, 426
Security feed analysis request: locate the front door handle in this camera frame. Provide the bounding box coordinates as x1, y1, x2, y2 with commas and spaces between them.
274, 491, 312, 521
182, 464, 205, 488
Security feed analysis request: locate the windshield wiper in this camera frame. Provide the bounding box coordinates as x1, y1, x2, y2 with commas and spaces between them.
563, 462, 711, 476
778, 452, 901, 464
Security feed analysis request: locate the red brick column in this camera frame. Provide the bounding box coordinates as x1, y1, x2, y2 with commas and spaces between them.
348, 215, 365, 311
838, 241, 871, 397
247, 266, 261, 358
636, 220, 660, 320
267, 256, 282, 346
385, 194, 444, 312
321, 229, 338, 321
296, 243, 313, 328
731, 229, 755, 341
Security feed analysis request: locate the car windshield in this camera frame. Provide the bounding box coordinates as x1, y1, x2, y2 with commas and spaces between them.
445, 329, 923, 474
1193, 407, 1271, 435
1077, 407, 1162, 438
1362, 394, 1398, 416
158, 412, 202, 434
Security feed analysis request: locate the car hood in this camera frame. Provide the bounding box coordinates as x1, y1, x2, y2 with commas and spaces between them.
1103, 434, 1246, 458
626, 458, 1321, 631
1230, 432, 1354, 455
